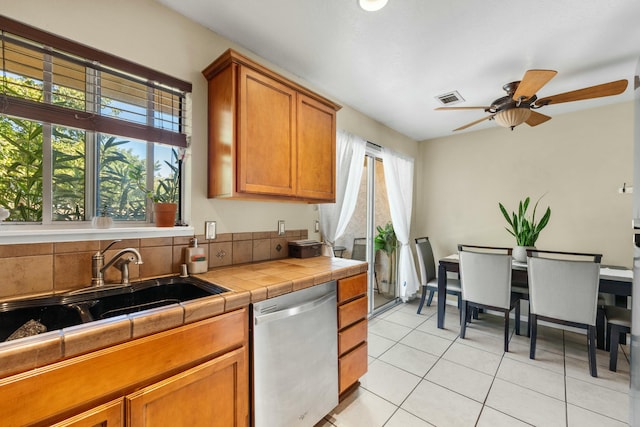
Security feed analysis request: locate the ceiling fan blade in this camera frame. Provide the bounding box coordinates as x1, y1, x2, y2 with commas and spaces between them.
512, 70, 558, 101
435, 106, 489, 110
537, 79, 628, 106
453, 115, 495, 131
525, 111, 552, 127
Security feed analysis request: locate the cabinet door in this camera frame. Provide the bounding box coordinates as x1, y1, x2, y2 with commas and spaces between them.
238, 65, 297, 197
50, 399, 124, 427
126, 347, 248, 427
296, 93, 336, 201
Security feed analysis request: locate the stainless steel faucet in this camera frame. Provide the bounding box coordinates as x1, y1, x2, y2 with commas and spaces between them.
91, 240, 144, 286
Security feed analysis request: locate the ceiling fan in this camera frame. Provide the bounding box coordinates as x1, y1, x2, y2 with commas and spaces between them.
436, 70, 628, 131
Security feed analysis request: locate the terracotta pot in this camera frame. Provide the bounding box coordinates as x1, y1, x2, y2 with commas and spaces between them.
154, 203, 177, 227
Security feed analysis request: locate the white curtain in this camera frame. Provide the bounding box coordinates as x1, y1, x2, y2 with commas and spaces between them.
380, 148, 420, 301
318, 130, 366, 255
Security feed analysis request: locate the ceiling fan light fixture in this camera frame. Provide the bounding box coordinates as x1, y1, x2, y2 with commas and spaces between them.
494, 108, 531, 130
358, 0, 388, 12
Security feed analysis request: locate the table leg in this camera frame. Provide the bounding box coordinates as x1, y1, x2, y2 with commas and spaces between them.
437, 263, 446, 329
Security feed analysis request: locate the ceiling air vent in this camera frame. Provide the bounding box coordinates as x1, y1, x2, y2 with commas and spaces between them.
436, 91, 464, 106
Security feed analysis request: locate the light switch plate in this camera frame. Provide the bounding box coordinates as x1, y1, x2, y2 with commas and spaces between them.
278, 220, 285, 236
314, 220, 319, 233
205, 221, 216, 240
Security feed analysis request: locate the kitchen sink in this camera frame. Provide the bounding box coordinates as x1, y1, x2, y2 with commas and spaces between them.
83, 276, 228, 320
0, 276, 229, 342
0, 303, 84, 342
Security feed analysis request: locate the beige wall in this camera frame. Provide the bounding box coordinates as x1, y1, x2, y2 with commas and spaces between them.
1, 0, 418, 241
416, 101, 634, 267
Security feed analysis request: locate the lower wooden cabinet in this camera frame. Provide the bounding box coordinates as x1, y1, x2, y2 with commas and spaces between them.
337, 273, 368, 397
127, 347, 247, 427
0, 309, 249, 427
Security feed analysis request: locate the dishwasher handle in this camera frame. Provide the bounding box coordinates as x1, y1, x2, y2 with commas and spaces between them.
254, 291, 336, 326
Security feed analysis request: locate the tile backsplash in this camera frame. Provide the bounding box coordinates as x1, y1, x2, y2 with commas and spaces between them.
0, 229, 308, 301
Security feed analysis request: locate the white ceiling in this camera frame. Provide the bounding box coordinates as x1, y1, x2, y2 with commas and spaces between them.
157, 0, 640, 141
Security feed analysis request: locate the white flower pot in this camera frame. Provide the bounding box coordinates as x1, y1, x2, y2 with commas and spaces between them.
513, 245, 533, 263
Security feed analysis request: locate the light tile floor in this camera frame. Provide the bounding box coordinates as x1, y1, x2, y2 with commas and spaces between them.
318, 299, 631, 427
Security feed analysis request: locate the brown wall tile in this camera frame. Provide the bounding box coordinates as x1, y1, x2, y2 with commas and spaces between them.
252, 231, 271, 239
233, 232, 253, 241
100, 239, 139, 250
0, 255, 53, 299
212, 233, 233, 243
0, 243, 53, 258
54, 251, 94, 290
232, 240, 252, 264
270, 238, 289, 259
139, 246, 174, 278
252, 238, 271, 262
140, 237, 173, 247
209, 242, 232, 268
54, 241, 99, 254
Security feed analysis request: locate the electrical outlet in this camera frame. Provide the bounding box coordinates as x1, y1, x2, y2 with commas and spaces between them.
314, 220, 319, 233
205, 221, 217, 240
278, 220, 285, 236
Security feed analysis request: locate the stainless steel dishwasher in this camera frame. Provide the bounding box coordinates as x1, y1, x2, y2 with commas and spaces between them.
252, 280, 338, 427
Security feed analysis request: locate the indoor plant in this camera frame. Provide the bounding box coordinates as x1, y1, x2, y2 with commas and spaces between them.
130, 164, 179, 227
374, 222, 397, 291
498, 196, 551, 262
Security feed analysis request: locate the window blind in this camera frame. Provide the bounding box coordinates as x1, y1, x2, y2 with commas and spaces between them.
0, 15, 191, 147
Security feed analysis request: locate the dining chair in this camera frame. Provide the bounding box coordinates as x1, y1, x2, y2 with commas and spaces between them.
415, 237, 461, 315
604, 305, 631, 372
458, 244, 520, 352
352, 237, 379, 294
527, 249, 602, 377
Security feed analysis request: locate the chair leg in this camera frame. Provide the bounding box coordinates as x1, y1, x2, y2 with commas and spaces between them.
588, 325, 597, 377
460, 301, 467, 339
417, 286, 427, 314
596, 307, 605, 350
426, 289, 435, 307
609, 324, 620, 372
504, 310, 510, 352
526, 307, 531, 338
605, 322, 612, 352
529, 314, 537, 359
515, 300, 521, 336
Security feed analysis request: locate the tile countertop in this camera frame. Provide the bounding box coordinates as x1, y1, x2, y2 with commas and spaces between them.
0, 256, 367, 378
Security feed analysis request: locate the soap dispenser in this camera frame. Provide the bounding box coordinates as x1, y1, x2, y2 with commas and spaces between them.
184, 237, 207, 274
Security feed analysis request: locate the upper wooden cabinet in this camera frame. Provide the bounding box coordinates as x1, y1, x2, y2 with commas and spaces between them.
202, 49, 341, 203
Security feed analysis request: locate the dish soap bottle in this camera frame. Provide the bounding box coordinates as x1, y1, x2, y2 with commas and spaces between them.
184, 237, 207, 274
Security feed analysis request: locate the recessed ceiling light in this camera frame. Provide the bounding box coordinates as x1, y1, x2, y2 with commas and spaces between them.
358, 0, 389, 12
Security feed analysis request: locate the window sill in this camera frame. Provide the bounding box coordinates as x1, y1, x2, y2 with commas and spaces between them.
0, 224, 195, 244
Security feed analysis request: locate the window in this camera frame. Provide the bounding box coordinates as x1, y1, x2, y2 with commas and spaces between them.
0, 16, 191, 224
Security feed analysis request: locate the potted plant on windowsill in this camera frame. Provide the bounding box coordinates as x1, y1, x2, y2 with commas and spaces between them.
129, 154, 180, 227
498, 196, 551, 262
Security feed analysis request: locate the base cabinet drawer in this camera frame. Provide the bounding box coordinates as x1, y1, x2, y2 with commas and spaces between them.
339, 342, 368, 395
338, 296, 367, 329
338, 319, 367, 356
337, 273, 367, 303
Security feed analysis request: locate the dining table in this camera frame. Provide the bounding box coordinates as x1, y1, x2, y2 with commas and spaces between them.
436, 254, 633, 348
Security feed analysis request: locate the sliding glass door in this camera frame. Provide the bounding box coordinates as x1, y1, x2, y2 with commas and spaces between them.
337, 146, 399, 314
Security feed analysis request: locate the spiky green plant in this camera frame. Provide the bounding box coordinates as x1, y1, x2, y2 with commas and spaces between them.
498, 196, 551, 246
